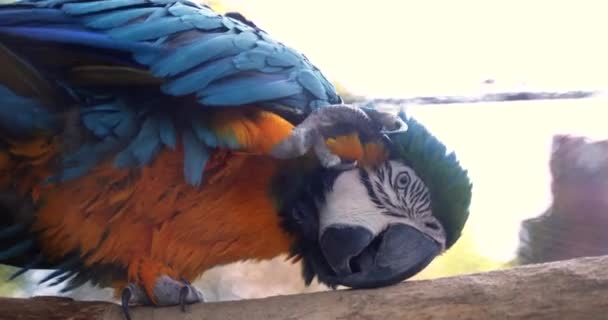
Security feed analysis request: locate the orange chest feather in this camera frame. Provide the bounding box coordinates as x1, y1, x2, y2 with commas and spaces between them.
33, 149, 294, 280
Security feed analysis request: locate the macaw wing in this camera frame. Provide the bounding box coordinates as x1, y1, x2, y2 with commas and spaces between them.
0, 0, 342, 186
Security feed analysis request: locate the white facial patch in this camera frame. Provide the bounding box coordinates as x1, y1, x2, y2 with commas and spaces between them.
319, 161, 446, 249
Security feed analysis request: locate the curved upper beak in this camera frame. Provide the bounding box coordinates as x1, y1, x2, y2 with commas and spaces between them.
320, 224, 440, 288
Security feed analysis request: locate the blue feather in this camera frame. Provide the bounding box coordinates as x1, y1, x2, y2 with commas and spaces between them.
182, 129, 209, 187
252, 40, 277, 54
233, 50, 267, 70
297, 70, 328, 100
133, 50, 164, 65
315, 70, 341, 103
166, 1, 201, 16
106, 110, 138, 138
278, 96, 308, 109
158, 116, 177, 149
0, 85, 55, 135
48, 124, 129, 182
83, 7, 157, 29
81, 111, 121, 138
114, 116, 161, 167
32, 0, 90, 8
162, 56, 237, 95
143, 4, 169, 22
181, 14, 225, 30
0, 224, 27, 240
231, 31, 258, 49
62, 0, 147, 15
113, 149, 137, 168
224, 16, 241, 29
191, 121, 218, 148
0, 8, 71, 25
130, 117, 162, 165
81, 102, 137, 139
0, 239, 35, 260
0, 26, 160, 53
200, 77, 303, 106
109, 16, 190, 41
150, 33, 255, 77
309, 99, 330, 109
233, 47, 286, 72
266, 48, 301, 67
46, 144, 103, 183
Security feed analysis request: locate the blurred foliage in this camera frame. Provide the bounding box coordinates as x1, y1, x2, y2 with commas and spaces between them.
0, 266, 22, 296
415, 228, 508, 279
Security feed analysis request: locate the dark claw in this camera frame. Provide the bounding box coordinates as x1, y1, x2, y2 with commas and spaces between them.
121, 286, 133, 320
382, 125, 408, 135
382, 134, 392, 145
179, 278, 194, 312
179, 285, 189, 312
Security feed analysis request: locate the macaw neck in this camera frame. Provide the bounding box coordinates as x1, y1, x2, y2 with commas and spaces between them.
271, 159, 344, 286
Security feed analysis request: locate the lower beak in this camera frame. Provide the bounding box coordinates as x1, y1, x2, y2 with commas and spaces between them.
320, 224, 440, 288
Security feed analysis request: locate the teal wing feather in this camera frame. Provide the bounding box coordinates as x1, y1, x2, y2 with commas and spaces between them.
0, 0, 342, 185
0, 0, 341, 109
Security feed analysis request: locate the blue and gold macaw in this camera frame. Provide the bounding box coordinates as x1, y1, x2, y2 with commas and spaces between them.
0, 0, 472, 316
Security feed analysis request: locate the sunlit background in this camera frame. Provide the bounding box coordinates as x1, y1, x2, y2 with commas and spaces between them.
1, 0, 608, 302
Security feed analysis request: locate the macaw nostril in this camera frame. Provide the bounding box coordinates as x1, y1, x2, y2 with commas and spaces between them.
346, 232, 384, 274
348, 257, 362, 273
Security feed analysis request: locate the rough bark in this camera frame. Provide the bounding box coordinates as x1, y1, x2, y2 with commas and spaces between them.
1, 255, 608, 320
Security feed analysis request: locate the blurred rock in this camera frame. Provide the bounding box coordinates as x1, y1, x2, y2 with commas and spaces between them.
518, 134, 608, 264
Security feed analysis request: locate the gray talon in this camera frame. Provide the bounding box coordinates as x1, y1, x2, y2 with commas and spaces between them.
153, 275, 204, 306
119, 277, 202, 319
271, 105, 406, 169
313, 136, 341, 168
179, 286, 190, 312
362, 108, 409, 134
121, 286, 132, 320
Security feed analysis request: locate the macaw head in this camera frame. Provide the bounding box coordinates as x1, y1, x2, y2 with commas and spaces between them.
277, 112, 472, 289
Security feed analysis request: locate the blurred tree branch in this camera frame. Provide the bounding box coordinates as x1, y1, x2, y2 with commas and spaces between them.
2, 255, 608, 320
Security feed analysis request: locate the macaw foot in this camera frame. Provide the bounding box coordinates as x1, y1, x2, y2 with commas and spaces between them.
121, 276, 204, 320
270, 105, 407, 168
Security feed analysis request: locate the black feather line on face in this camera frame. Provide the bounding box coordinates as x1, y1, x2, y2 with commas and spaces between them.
358, 168, 384, 209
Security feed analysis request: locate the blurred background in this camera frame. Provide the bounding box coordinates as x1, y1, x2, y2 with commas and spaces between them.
1, 0, 608, 302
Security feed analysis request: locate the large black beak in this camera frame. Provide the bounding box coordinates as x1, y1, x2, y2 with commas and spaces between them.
320, 224, 440, 288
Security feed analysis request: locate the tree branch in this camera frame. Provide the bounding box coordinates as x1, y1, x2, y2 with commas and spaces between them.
2, 255, 608, 320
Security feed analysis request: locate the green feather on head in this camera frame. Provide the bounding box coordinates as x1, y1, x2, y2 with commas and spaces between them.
388, 110, 472, 248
